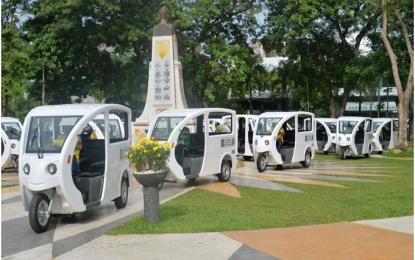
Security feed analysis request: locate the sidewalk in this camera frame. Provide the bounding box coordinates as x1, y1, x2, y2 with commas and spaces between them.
52, 216, 413, 260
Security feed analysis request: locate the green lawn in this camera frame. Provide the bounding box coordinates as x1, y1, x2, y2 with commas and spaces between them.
1, 184, 19, 188
108, 156, 413, 235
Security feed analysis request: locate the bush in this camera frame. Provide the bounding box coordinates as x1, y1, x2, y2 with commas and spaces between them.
390, 142, 414, 151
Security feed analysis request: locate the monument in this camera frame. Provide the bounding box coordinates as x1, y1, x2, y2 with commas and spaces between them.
133, 6, 188, 141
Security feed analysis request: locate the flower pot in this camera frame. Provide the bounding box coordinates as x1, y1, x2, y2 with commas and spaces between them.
132, 169, 168, 223
133, 169, 168, 187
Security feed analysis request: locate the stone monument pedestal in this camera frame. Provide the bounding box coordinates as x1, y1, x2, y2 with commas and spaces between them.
133, 7, 187, 143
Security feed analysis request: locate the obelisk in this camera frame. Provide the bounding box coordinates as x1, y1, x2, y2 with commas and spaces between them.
133, 6, 188, 141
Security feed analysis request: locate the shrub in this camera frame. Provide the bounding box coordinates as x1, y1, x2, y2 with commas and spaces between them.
126, 137, 171, 172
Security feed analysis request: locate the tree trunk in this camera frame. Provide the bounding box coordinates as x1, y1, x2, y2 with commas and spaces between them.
380, 0, 414, 145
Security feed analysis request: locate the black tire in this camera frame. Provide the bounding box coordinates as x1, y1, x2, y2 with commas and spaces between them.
243, 156, 252, 161
114, 178, 128, 209
217, 160, 231, 182
256, 153, 267, 172
378, 151, 383, 154
341, 147, 346, 160
301, 151, 311, 168
324, 151, 329, 154
29, 193, 51, 233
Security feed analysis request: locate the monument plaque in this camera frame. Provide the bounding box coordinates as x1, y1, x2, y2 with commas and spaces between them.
133, 6, 188, 141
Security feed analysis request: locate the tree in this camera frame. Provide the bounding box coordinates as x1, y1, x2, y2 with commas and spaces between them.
264, 0, 381, 117
167, 0, 262, 108
1, 0, 32, 117
379, 0, 414, 144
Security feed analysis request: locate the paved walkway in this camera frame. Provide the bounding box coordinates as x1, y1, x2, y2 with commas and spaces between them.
2, 158, 413, 260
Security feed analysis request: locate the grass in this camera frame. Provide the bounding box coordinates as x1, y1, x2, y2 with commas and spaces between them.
382, 140, 414, 157
1, 184, 18, 188
108, 155, 413, 235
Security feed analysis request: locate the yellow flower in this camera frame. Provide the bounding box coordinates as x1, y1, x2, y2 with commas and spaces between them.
158, 154, 160, 157
125, 152, 128, 155
144, 150, 147, 153
151, 137, 154, 140
168, 145, 172, 149
153, 147, 158, 151
129, 154, 132, 158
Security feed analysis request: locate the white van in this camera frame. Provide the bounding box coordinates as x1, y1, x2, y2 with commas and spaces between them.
315, 118, 337, 154
1, 117, 23, 171
19, 104, 133, 233
336, 116, 373, 159
253, 112, 315, 172
148, 108, 237, 183
372, 118, 399, 153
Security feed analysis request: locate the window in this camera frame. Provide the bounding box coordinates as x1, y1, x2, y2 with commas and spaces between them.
1, 122, 21, 139
324, 122, 337, 133
365, 120, 372, 132
373, 122, 382, 132
209, 112, 232, 135
339, 121, 357, 134
151, 117, 185, 140
109, 110, 129, 143
298, 114, 312, 132
256, 118, 282, 135
26, 116, 82, 153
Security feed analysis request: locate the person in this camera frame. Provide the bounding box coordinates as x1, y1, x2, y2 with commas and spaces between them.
276, 123, 286, 152
72, 138, 82, 175
177, 126, 190, 146
379, 128, 383, 142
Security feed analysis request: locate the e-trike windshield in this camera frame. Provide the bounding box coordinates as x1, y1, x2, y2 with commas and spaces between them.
151, 117, 185, 140
324, 122, 337, 133
256, 118, 282, 135
26, 116, 82, 153
338, 121, 357, 134
1, 122, 21, 140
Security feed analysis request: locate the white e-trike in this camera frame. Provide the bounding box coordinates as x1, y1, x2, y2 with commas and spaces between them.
19, 104, 133, 233
315, 118, 338, 154
372, 118, 399, 154
1, 117, 23, 172
235, 115, 258, 161
148, 108, 237, 183
253, 112, 315, 172
336, 117, 373, 159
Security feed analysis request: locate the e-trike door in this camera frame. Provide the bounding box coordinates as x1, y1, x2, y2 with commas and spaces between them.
102, 110, 132, 203
362, 119, 373, 154
204, 111, 236, 175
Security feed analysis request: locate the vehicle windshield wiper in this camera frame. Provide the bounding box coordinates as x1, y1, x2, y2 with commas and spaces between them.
37, 135, 44, 159
30, 125, 39, 148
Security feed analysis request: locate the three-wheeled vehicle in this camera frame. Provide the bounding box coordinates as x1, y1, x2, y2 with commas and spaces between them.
235, 115, 258, 161
253, 112, 315, 172
1, 117, 23, 172
372, 118, 399, 154
336, 117, 373, 159
19, 104, 133, 233
148, 108, 237, 183
315, 118, 337, 154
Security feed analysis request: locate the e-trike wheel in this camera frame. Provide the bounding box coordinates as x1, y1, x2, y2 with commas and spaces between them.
341, 147, 346, 160
301, 151, 311, 168
217, 160, 231, 182
257, 153, 267, 172
243, 156, 252, 161
114, 177, 128, 209
29, 193, 51, 233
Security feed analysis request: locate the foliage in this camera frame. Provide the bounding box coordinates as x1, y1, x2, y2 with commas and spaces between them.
126, 137, 171, 172
263, 0, 382, 117
215, 123, 229, 133
1, 0, 33, 117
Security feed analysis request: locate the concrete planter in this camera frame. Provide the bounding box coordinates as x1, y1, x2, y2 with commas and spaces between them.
133, 169, 168, 223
